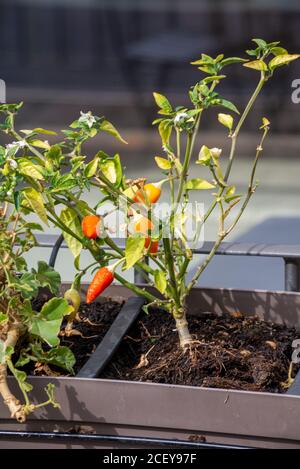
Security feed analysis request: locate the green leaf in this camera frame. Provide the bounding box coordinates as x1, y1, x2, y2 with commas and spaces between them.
17, 343, 75, 374
30, 298, 73, 347
216, 99, 240, 115
51, 174, 77, 193
100, 160, 117, 184
220, 57, 247, 67
15, 256, 27, 272
112, 153, 123, 187
269, 54, 300, 70
252, 38, 267, 49
33, 127, 57, 135
154, 270, 167, 294
84, 156, 99, 178
125, 237, 145, 270
218, 113, 233, 131
260, 117, 270, 129
46, 144, 62, 164
13, 191, 21, 211
18, 272, 40, 298
60, 207, 82, 259
13, 368, 33, 393
29, 139, 51, 150
154, 156, 171, 170
32, 261, 61, 295
153, 92, 173, 114
18, 159, 45, 180
243, 60, 268, 71
100, 120, 128, 144
0, 340, 13, 364
23, 188, 48, 226
201, 75, 226, 84
0, 313, 8, 324
185, 178, 215, 190
270, 47, 288, 56
158, 120, 172, 145
196, 145, 211, 166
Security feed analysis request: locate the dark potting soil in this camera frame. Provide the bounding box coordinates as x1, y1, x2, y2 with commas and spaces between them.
101, 309, 300, 393
27, 298, 123, 375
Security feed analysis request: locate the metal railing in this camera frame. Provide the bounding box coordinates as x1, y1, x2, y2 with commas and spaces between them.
35, 234, 300, 293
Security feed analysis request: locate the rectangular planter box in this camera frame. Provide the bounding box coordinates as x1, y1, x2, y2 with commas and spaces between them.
1, 285, 300, 449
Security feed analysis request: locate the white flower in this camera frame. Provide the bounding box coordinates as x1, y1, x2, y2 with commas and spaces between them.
79, 111, 96, 129
8, 159, 17, 169
210, 147, 222, 158
5, 140, 27, 157
174, 112, 189, 124
6, 191, 12, 197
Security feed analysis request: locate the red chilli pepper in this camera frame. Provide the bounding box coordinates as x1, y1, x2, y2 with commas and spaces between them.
86, 266, 114, 304
82, 215, 100, 239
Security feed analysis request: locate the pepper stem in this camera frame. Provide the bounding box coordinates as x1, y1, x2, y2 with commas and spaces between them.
109, 257, 125, 272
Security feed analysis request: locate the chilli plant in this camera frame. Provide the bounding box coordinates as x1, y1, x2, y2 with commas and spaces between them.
0, 38, 299, 356
0, 202, 76, 421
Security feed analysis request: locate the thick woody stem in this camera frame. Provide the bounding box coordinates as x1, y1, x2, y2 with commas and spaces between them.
175, 313, 193, 349
0, 324, 26, 422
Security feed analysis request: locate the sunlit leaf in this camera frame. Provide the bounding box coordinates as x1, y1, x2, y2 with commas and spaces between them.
100, 120, 128, 144
23, 188, 48, 226
218, 113, 233, 131
154, 270, 167, 294
125, 237, 145, 270
154, 156, 171, 170
60, 207, 82, 259
185, 178, 215, 190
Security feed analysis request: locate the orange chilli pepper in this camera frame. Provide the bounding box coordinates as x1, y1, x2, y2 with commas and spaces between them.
86, 266, 114, 304
133, 182, 162, 204
82, 215, 100, 239
134, 215, 158, 254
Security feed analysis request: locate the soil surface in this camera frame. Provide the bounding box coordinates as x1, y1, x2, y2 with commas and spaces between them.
102, 309, 300, 393
28, 298, 123, 375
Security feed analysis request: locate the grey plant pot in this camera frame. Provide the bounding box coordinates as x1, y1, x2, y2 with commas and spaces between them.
1, 285, 300, 449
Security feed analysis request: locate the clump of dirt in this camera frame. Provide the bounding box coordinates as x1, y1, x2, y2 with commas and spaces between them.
102, 309, 300, 393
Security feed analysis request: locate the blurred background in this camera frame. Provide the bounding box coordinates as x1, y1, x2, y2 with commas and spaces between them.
1, 0, 300, 289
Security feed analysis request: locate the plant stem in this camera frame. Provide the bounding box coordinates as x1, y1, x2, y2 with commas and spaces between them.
176, 111, 202, 204
175, 313, 193, 348
113, 272, 157, 302
163, 238, 180, 307
224, 74, 266, 182
201, 73, 266, 225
